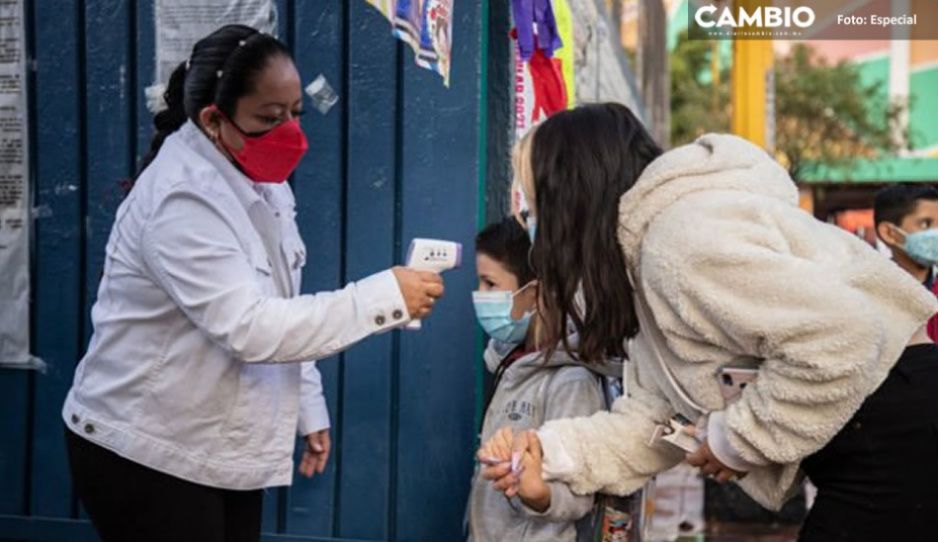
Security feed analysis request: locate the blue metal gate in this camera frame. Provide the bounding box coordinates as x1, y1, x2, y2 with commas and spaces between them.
0, 1, 486, 540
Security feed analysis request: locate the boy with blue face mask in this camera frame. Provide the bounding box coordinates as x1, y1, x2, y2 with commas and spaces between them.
875, 184, 938, 341
467, 217, 612, 542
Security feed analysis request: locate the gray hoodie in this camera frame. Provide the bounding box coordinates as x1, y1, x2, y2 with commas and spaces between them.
468, 340, 613, 542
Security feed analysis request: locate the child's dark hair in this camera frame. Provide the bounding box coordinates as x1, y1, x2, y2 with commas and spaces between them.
531, 103, 662, 363
475, 217, 536, 285
136, 25, 291, 179
874, 184, 938, 227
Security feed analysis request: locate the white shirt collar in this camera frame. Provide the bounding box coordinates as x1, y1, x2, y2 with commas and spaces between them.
176, 120, 264, 213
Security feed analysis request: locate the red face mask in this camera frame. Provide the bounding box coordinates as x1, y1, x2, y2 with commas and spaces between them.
212, 106, 309, 183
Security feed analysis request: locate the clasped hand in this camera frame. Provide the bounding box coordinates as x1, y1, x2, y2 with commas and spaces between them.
477, 427, 551, 512
478, 425, 744, 501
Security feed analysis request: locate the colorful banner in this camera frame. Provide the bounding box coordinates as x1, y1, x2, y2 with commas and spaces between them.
512, 0, 570, 140
365, 0, 454, 86
514, 46, 537, 139
553, 0, 576, 108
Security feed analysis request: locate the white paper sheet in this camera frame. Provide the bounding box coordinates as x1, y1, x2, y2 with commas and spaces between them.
0, 0, 31, 366
154, 0, 277, 84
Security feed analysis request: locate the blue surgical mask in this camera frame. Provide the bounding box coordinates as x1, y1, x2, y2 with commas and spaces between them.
472, 282, 536, 344
895, 226, 938, 266
526, 216, 537, 242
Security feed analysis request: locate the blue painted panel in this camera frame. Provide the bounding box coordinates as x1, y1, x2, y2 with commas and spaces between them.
74, 0, 135, 524
0, 374, 28, 515
0, 516, 99, 542
0, 516, 383, 542
274, 0, 289, 41
334, 2, 399, 539
135, 1, 156, 160
81, 0, 134, 342
394, 2, 483, 539
262, 486, 281, 535
28, 0, 85, 519
282, 0, 346, 537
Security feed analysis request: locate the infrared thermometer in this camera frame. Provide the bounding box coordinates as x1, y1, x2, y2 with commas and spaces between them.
404, 238, 462, 330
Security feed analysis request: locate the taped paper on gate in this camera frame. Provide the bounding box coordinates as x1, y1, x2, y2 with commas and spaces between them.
365, 0, 454, 86
417, 0, 453, 87
0, 0, 32, 366
305, 75, 339, 115
393, 0, 454, 86
154, 0, 278, 85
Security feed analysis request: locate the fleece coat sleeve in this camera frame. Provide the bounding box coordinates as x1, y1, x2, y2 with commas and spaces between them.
520, 368, 605, 521
640, 199, 913, 467
537, 360, 685, 496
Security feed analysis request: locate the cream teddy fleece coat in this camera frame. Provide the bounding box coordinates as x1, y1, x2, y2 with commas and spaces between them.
537, 133, 938, 511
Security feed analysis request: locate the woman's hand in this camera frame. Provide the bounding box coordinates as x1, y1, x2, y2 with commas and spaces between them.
392, 267, 445, 319
298, 429, 331, 478
478, 428, 551, 512
685, 439, 744, 483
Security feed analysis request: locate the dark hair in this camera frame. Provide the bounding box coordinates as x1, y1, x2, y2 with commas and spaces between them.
531, 103, 662, 363
874, 184, 938, 227
475, 217, 536, 285
136, 25, 291, 178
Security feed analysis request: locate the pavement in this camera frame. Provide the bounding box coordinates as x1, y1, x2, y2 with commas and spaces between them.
699, 521, 800, 541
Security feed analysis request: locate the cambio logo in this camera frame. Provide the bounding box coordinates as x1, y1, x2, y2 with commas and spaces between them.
695, 4, 816, 28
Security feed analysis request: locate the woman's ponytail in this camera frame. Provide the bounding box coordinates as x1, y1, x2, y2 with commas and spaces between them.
135, 61, 188, 179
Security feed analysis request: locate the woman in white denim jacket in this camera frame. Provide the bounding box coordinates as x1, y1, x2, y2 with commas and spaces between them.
61, 26, 443, 542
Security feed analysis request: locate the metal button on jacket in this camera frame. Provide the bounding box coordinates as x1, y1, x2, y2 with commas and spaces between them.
375, 315, 386, 326
84, 423, 95, 434
392, 309, 403, 320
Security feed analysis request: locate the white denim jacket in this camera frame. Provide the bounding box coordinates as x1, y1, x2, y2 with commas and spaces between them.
62, 121, 409, 490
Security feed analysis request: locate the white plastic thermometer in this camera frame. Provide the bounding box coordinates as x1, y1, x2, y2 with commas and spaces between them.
404, 238, 462, 330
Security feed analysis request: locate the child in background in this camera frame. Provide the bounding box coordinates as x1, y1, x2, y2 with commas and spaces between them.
874, 184, 938, 341
468, 217, 611, 542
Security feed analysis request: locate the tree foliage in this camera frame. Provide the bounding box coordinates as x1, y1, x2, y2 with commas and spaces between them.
670, 33, 904, 181
670, 34, 730, 144
774, 44, 903, 180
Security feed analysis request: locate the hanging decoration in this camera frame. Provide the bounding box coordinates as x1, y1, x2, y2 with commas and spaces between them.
512, 0, 569, 140
553, 0, 576, 108
511, 0, 562, 61
365, 0, 454, 87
